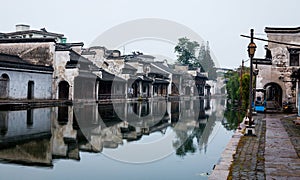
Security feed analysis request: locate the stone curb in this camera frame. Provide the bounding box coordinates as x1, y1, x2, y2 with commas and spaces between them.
209, 129, 244, 180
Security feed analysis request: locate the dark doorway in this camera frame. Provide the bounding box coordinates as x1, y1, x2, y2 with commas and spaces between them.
0, 74, 9, 99
132, 82, 138, 98
27, 81, 34, 99
264, 82, 283, 108
59, 81, 70, 100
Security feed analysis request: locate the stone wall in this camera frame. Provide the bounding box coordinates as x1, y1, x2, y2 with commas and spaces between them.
0, 42, 55, 66
54, 51, 79, 100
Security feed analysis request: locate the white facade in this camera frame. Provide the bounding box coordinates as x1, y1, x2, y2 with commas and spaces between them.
0, 69, 52, 99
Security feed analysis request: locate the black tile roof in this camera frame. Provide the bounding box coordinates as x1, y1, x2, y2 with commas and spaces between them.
0, 53, 28, 64
81, 50, 96, 55
265, 27, 300, 33
4, 30, 64, 38
151, 62, 183, 75
124, 63, 137, 71
66, 50, 97, 69
0, 53, 53, 72
0, 33, 6, 38
196, 72, 208, 79
100, 69, 126, 82
55, 42, 84, 51
0, 38, 56, 43
149, 65, 168, 75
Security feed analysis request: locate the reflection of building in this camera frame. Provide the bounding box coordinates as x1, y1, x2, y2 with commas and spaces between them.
0, 97, 217, 167
0, 108, 53, 166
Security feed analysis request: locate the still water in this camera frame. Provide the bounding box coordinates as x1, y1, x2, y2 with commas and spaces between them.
0, 98, 236, 180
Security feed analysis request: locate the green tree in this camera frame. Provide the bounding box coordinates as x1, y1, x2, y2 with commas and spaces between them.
197, 42, 217, 80
225, 66, 250, 111
241, 73, 250, 110
225, 70, 239, 101
174, 37, 200, 68
224, 103, 246, 130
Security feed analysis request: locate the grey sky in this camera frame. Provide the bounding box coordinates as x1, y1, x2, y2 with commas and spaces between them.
1, 0, 299, 68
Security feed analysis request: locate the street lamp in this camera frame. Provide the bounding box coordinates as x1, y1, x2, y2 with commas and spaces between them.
246, 29, 256, 136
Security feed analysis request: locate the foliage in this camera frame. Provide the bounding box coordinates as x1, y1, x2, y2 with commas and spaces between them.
241, 73, 250, 110
225, 70, 240, 101
224, 103, 246, 130
225, 66, 250, 110
175, 136, 196, 157
174, 37, 199, 68
197, 42, 217, 80
174, 38, 217, 80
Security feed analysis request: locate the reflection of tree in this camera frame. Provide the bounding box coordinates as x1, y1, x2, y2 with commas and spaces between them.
223, 103, 245, 130
175, 135, 196, 157
173, 109, 219, 157
196, 113, 216, 153
172, 120, 196, 157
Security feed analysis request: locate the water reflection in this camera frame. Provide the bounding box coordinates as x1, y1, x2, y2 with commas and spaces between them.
0, 108, 52, 166
223, 102, 246, 131
0, 98, 235, 169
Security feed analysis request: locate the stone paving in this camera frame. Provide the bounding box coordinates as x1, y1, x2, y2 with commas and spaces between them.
265, 114, 300, 179
227, 114, 266, 180
210, 113, 300, 180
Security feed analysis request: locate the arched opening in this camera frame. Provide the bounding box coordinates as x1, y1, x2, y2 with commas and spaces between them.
27, 81, 34, 99
0, 74, 9, 99
264, 82, 283, 109
58, 81, 70, 100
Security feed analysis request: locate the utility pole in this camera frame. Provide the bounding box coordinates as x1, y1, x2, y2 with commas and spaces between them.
246, 29, 256, 136
240, 60, 244, 108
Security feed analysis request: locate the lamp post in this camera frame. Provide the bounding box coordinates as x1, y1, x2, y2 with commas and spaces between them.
246, 29, 256, 135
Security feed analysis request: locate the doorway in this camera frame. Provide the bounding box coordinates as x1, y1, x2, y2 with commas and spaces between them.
27, 81, 34, 99
264, 82, 282, 108
59, 81, 70, 100
0, 74, 9, 98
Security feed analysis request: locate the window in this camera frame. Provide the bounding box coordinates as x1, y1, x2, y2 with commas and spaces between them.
290, 53, 299, 66
289, 48, 300, 66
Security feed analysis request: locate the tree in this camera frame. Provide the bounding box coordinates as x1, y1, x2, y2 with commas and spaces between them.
197, 42, 217, 80
174, 37, 200, 68
225, 70, 240, 101
225, 66, 250, 111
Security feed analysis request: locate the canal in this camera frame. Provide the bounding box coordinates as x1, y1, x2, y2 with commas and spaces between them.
0, 98, 237, 180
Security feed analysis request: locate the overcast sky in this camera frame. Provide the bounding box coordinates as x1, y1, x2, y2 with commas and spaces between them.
1, 0, 299, 69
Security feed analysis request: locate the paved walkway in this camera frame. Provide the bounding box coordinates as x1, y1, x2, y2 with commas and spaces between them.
265, 114, 300, 179
210, 113, 300, 180
227, 114, 266, 180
